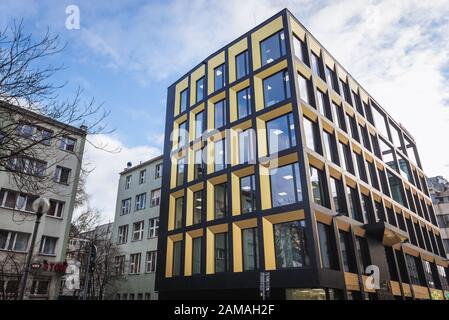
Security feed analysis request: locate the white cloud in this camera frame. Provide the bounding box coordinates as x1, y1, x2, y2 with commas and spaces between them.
299, 0, 449, 179
81, 134, 161, 223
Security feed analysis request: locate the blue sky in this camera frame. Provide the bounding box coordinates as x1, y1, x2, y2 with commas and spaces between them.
2, 0, 449, 222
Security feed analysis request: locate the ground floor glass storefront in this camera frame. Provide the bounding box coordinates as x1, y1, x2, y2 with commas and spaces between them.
285, 288, 344, 300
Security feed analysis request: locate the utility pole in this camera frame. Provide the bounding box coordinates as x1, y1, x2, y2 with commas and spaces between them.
17, 198, 50, 300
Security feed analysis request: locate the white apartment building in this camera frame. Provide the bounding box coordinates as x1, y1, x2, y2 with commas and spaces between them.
109, 155, 162, 300
428, 176, 449, 258
0, 102, 86, 300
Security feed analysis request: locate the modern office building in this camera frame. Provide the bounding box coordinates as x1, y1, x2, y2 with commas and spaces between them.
428, 176, 449, 258
156, 9, 449, 300
0, 102, 86, 300
109, 156, 163, 300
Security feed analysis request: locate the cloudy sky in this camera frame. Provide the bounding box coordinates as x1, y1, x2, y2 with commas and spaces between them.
2, 0, 449, 222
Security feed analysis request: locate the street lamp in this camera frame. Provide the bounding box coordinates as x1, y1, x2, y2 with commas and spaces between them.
17, 197, 50, 300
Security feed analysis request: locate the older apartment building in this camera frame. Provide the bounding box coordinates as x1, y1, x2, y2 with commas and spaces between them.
428, 176, 449, 258
156, 9, 449, 300
0, 102, 86, 300
109, 156, 163, 300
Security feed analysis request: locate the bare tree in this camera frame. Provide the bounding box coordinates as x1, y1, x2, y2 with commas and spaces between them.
0, 20, 117, 200
67, 212, 126, 300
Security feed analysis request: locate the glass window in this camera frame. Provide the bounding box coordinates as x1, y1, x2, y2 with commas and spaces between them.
195, 111, 205, 139
346, 185, 359, 220
372, 105, 388, 138
263, 70, 291, 107
178, 121, 187, 148
260, 31, 286, 66
360, 125, 371, 151
237, 87, 251, 119
30, 280, 49, 295
325, 66, 339, 92
389, 124, 403, 150
135, 193, 146, 211
405, 254, 424, 286
54, 166, 71, 184
398, 155, 412, 182
355, 236, 371, 271
0, 230, 30, 252
125, 175, 131, 190
117, 225, 128, 244
332, 102, 346, 131
59, 136, 76, 152
298, 74, 312, 105
174, 197, 184, 229
354, 152, 367, 182
214, 99, 226, 129
404, 136, 418, 166
338, 142, 352, 173
148, 218, 159, 238
274, 220, 309, 268
266, 113, 296, 154
155, 163, 163, 178
236, 50, 249, 80
316, 89, 330, 118
194, 148, 204, 180
214, 64, 225, 91
242, 228, 259, 271
39, 236, 57, 255
132, 221, 144, 241
317, 222, 338, 270
196, 77, 204, 102
352, 91, 364, 115
192, 237, 202, 275
323, 131, 338, 164
270, 163, 302, 208
340, 78, 352, 105
330, 177, 345, 214
310, 166, 328, 208
193, 190, 203, 225
423, 260, 436, 289
367, 161, 379, 190
180, 89, 188, 113
215, 232, 229, 272
48, 200, 64, 218
139, 169, 146, 184
387, 171, 405, 206
311, 53, 323, 78
239, 129, 256, 164
176, 157, 185, 186
303, 117, 320, 153
378, 168, 390, 196
347, 114, 359, 142
214, 139, 226, 172
240, 175, 256, 214
339, 231, 357, 273
361, 194, 374, 224
293, 35, 307, 64
214, 183, 228, 219
173, 241, 182, 276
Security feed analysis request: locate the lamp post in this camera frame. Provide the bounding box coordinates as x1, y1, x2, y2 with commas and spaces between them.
17, 197, 50, 300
